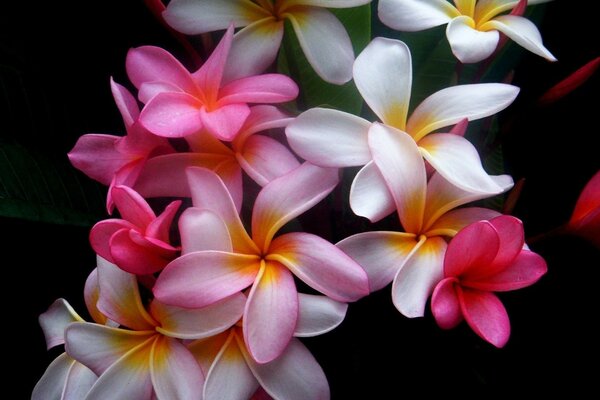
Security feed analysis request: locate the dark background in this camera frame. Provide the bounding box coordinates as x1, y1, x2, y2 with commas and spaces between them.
1, 0, 598, 398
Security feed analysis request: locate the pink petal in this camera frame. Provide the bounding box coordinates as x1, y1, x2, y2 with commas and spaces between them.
569, 171, 600, 228
269, 232, 369, 302
539, 57, 600, 105
459, 288, 511, 348
32, 353, 96, 400
444, 220, 500, 279
145, 200, 181, 243
446, 15, 500, 63
153, 251, 260, 308
295, 294, 348, 337
186, 128, 233, 154
67, 134, 125, 186
193, 25, 234, 101
349, 161, 397, 222
39, 299, 83, 349
138, 81, 185, 104
214, 158, 245, 216
425, 206, 501, 237
337, 231, 418, 292
252, 163, 339, 252
487, 215, 525, 270
89, 220, 135, 262
199, 103, 251, 141
237, 134, 300, 186
110, 78, 140, 128
111, 185, 156, 228
234, 105, 293, 146
139, 92, 203, 138
431, 277, 463, 329
179, 208, 233, 254
109, 229, 177, 275
219, 74, 299, 105
107, 160, 146, 213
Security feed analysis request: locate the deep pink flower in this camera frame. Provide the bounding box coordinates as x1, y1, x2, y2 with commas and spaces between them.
568, 170, 600, 247
431, 215, 547, 347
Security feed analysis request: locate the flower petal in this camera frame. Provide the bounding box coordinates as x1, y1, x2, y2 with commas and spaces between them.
244, 262, 298, 363
295, 293, 348, 337
378, 0, 457, 31
200, 103, 251, 141
354, 37, 412, 129
187, 332, 230, 377
391, 237, 446, 318
570, 171, 600, 228
237, 134, 300, 186
89, 221, 134, 262
126, 46, 195, 93
219, 74, 299, 105
485, 15, 556, 61
32, 353, 97, 400
285, 0, 371, 6
446, 15, 500, 63
85, 268, 110, 325
487, 215, 525, 269
234, 104, 293, 145
152, 293, 246, 339
459, 288, 510, 348
444, 220, 499, 278
349, 161, 397, 222
269, 232, 369, 302
337, 231, 419, 292
110, 78, 140, 129
111, 185, 155, 227
109, 229, 177, 275
39, 299, 84, 350
425, 206, 501, 237
431, 277, 463, 329
286, 108, 372, 167
193, 25, 234, 100
368, 123, 427, 233
286, 7, 354, 84
406, 83, 519, 141
252, 163, 339, 252
179, 208, 233, 254
67, 134, 124, 186
154, 251, 260, 308
139, 92, 203, 138
146, 200, 182, 242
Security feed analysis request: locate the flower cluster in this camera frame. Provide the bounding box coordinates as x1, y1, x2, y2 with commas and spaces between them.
34, 1, 573, 399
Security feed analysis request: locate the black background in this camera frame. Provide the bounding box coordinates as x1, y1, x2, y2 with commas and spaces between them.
1, 0, 598, 398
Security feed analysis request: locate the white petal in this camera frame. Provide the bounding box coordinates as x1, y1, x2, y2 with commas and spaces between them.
378, 0, 457, 31
284, 0, 371, 7
179, 208, 233, 254
294, 293, 348, 337
353, 37, 412, 129
39, 299, 84, 349
486, 15, 557, 61
446, 16, 500, 63
349, 161, 397, 222
32, 353, 96, 400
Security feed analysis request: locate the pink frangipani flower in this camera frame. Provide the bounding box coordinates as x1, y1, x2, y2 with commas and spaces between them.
163, 0, 372, 84
431, 215, 547, 347
153, 164, 369, 363
89, 185, 181, 275
287, 37, 519, 222
127, 25, 299, 141
567, 170, 600, 248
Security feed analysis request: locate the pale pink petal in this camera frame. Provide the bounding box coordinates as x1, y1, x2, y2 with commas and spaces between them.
431, 277, 463, 329
146, 200, 181, 242
286, 108, 372, 167
68, 134, 125, 186
89, 220, 135, 264
150, 336, 205, 400
234, 105, 293, 146
126, 46, 196, 93
163, 0, 269, 35
213, 158, 244, 214
179, 208, 233, 254
154, 251, 260, 308
199, 103, 251, 141
269, 232, 369, 302
337, 231, 419, 292
252, 163, 339, 252
65, 323, 154, 376
62, 360, 100, 399
349, 161, 397, 222
110, 78, 140, 129
295, 294, 348, 337
151, 293, 246, 339
241, 336, 330, 400
406, 83, 519, 141
224, 19, 284, 82
444, 220, 499, 278
485, 15, 556, 61
219, 74, 299, 105
111, 185, 155, 227
286, 7, 354, 84
32, 353, 96, 400
425, 206, 501, 237
84, 268, 110, 325
368, 123, 427, 233
391, 237, 447, 317
378, 0, 458, 31
449, 118, 469, 136
459, 288, 510, 348
39, 299, 84, 349
237, 134, 300, 186
446, 16, 500, 63
244, 262, 298, 363
186, 167, 257, 253
96, 257, 157, 330
419, 133, 505, 194
193, 25, 234, 100
109, 229, 177, 275
187, 331, 230, 377
139, 92, 203, 138
204, 331, 259, 400
353, 37, 412, 129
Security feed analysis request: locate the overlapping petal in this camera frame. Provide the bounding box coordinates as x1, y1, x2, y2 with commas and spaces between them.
295, 294, 348, 337
32, 353, 97, 400
39, 299, 84, 349
179, 208, 233, 254
431, 277, 463, 329
446, 15, 499, 63
349, 161, 397, 222
459, 288, 510, 348
378, 0, 458, 31
237, 134, 300, 186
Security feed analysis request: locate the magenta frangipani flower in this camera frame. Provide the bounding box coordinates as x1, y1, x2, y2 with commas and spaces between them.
153, 164, 369, 363
89, 185, 181, 275
431, 215, 547, 347
126, 25, 299, 142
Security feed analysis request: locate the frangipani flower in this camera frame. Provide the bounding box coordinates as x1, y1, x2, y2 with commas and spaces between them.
192, 293, 346, 400
378, 0, 556, 63
65, 257, 246, 399
163, 0, 372, 84
154, 164, 369, 363
89, 185, 181, 275
338, 123, 512, 318
431, 215, 547, 347
127, 25, 298, 141
287, 37, 518, 222
567, 170, 600, 248
68, 79, 173, 211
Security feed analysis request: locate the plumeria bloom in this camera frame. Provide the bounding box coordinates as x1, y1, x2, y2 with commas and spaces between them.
126, 25, 298, 142
89, 185, 181, 275
163, 0, 372, 84
65, 257, 246, 399
68, 79, 173, 211
567, 170, 600, 248
431, 215, 547, 347
191, 294, 346, 400
287, 37, 519, 222
154, 164, 369, 363
338, 123, 512, 317
133, 105, 299, 213
378, 0, 556, 63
